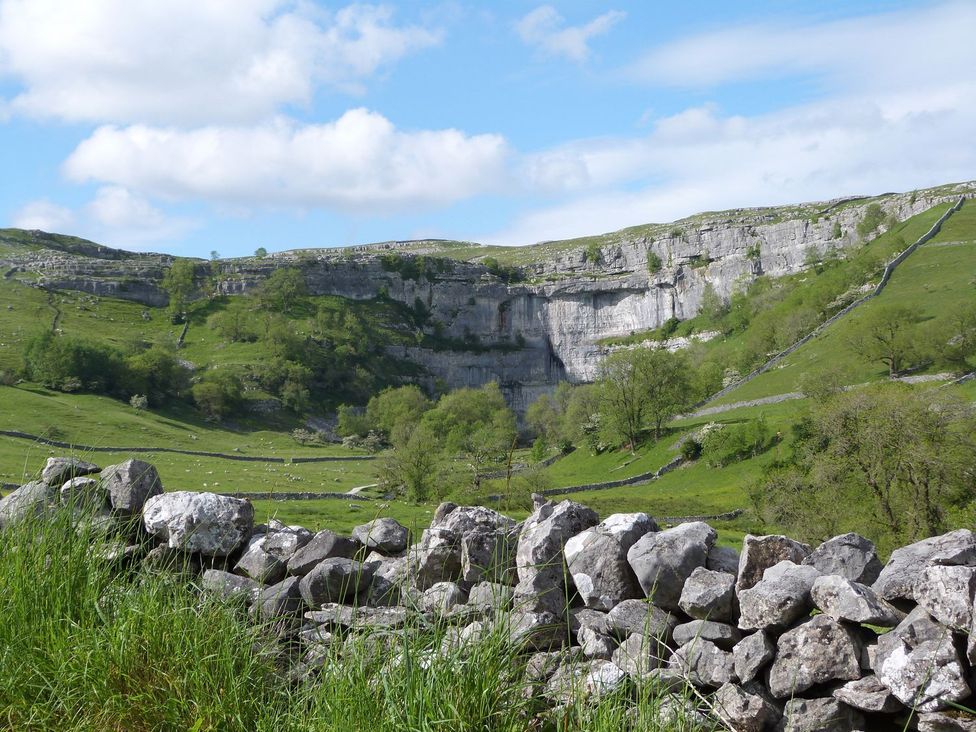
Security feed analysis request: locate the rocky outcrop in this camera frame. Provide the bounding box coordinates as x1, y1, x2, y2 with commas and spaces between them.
12, 455, 976, 730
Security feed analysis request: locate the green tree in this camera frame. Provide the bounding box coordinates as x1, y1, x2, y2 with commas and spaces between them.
852, 304, 924, 376
124, 345, 189, 405
931, 301, 976, 372
161, 260, 196, 320
191, 369, 243, 420
856, 203, 885, 238
646, 251, 663, 274
379, 423, 448, 503
831, 221, 842, 239
365, 385, 431, 444
259, 268, 307, 313
753, 384, 976, 552
210, 250, 220, 261
698, 282, 726, 321
254, 247, 268, 258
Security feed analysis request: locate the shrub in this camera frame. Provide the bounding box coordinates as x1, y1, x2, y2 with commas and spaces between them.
856, 203, 885, 238
585, 242, 602, 264
646, 251, 663, 274
129, 394, 148, 410
680, 437, 703, 461
701, 416, 774, 467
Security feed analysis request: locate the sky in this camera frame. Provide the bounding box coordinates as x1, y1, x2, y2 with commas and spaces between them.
0, 1, 974, 257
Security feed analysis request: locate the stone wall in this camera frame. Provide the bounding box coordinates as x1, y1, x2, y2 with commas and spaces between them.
5, 455, 976, 729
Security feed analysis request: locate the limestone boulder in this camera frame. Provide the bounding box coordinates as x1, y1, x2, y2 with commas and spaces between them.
803, 532, 883, 585
626, 521, 717, 610
832, 675, 902, 714
673, 619, 740, 651
737, 561, 820, 630
732, 630, 775, 684
201, 569, 262, 605
253, 576, 304, 618
611, 631, 669, 676
779, 698, 864, 732
767, 614, 863, 698
678, 567, 736, 622
811, 574, 902, 626
352, 517, 409, 555
0, 481, 54, 528
873, 529, 976, 602
143, 491, 253, 556
235, 542, 287, 584
736, 534, 811, 593
41, 456, 99, 487
712, 682, 780, 732
913, 565, 976, 631
100, 459, 163, 516
287, 529, 359, 576
668, 638, 736, 688
298, 557, 373, 607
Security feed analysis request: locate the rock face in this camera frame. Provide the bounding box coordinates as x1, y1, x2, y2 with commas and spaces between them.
100, 459, 163, 516
737, 562, 820, 630
803, 532, 883, 585
678, 567, 736, 622
811, 574, 902, 626
0, 480, 54, 528
767, 615, 863, 698
352, 518, 409, 555
143, 492, 253, 556
626, 521, 716, 611
873, 529, 976, 602
41, 457, 100, 487
736, 534, 811, 593
563, 512, 657, 611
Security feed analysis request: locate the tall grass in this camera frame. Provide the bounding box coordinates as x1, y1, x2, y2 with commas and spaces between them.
0, 506, 714, 731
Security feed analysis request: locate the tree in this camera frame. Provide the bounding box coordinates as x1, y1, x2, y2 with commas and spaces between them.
698, 282, 726, 321
379, 423, 449, 503
852, 305, 924, 376
365, 385, 431, 444
856, 203, 885, 239
259, 268, 307, 313
161, 260, 196, 320
646, 251, 663, 274
931, 301, 976, 373
210, 250, 220, 261
752, 384, 976, 553
254, 247, 268, 258
192, 369, 242, 420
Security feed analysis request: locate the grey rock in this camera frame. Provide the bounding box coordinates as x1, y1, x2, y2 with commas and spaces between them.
811, 574, 902, 626
679, 567, 736, 622
733, 630, 776, 684
200, 569, 262, 605
611, 631, 669, 676
235, 544, 287, 584
142, 491, 253, 556
736, 534, 811, 593
569, 608, 611, 635
767, 614, 863, 698
707, 544, 741, 574
563, 512, 657, 611
420, 581, 467, 615
352, 517, 409, 554
254, 576, 304, 618
673, 619, 741, 651
286, 529, 359, 576
873, 529, 976, 602
832, 675, 902, 713
468, 581, 512, 609
544, 659, 627, 703
737, 562, 820, 630
412, 505, 516, 589
668, 638, 736, 688
0, 480, 54, 528
461, 527, 518, 585
524, 650, 567, 687
514, 500, 599, 614
100, 459, 163, 515
41, 456, 99, 486
917, 711, 976, 732
59, 476, 107, 510
652, 694, 710, 729
508, 611, 567, 651
606, 598, 677, 643
305, 604, 409, 630
712, 682, 780, 732
578, 626, 617, 660
803, 532, 883, 585
298, 557, 373, 607
779, 698, 865, 732
875, 606, 971, 712
626, 521, 717, 610
262, 524, 312, 560
913, 565, 976, 631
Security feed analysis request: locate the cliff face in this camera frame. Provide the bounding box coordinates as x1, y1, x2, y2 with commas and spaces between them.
2, 185, 970, 408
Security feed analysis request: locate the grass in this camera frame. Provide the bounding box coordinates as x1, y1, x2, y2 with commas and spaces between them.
0, 505, 714, 731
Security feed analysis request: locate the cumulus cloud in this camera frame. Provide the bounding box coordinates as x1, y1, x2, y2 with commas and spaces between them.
0, 0, 441, 124
11, 199, 75, 231
516, 5, 624, 62
63, 109, 510, 212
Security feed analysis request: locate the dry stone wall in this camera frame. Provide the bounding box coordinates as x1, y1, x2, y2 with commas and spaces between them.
4, 455, 976, 730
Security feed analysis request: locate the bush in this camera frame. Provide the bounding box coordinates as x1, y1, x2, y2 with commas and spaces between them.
585, 242, 602, 264
680, 437, 702, 461
701, 416, 774, 467
646, 251, 663, 274
856, 203, 885, 238
129, 394, 148, 410
192, 369, 243, 421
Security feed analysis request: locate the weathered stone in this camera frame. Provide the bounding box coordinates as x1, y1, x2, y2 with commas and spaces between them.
420, 581, 467, 615
917, 711, 976, 732
235, 544, 287, 584
143, 491, 253, 556
100, 459, 163, 515
779, 698, 865, 732
460, 527, 518, 584
262, 524, 312, 560
712, 682, 779, 732
286, 529, 359, 576
254, 576, 304, 618
626, 521, 717, 610
679, 567, 736, 622
873, 529, 976, 602
468, 581, 512, 609
610, 631, 669, 676
578, 626, 616, 660
832, 675, 902, 713
569, 608, 611, 636
59, 476, 107, 509
803, 532, 883, 585
737, 562, 820, 630
913, 565, 976, 631
732, 630, 775, 684
875, 606, 971, 712
736, 534, 811, 593
523, 650, 567, 689
673, 619, 741, 651
563, 512, 657, 611
767, 614, 863, 698
201, 569, 262, 605
298, 558, 373, 607
811, 574, 902, 626
651, 694, 710, 729
352, 517, 409, 554
41, 456, 99, 487
668, 638, 736, 688
508, 611, 567, 651
605, 598, 677, 643
304, 604, 409, 630
0, 480, 54, 528
544, 660, 627, 703
707, 544, 741, 574
514, 500, 599, 614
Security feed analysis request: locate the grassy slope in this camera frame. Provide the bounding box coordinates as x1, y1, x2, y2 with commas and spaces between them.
712, 201, 975, 404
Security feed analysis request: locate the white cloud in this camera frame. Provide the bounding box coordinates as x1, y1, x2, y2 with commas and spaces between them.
86, 186, 167, 230
516, 5, 624, 63
0, 0, 441, 124
11, 199, 75, 231
63, 109, 510, 212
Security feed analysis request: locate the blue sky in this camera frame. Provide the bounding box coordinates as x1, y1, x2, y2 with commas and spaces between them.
0, 0, 973, 257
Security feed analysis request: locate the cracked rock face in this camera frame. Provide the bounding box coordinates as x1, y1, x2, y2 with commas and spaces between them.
803, 532, 883, 585
810, 574, 902, 626
0, 480, 53, 528
563, 512, 657, 611
712, 682, 779, 732
668, 638, 736, 688
737, 562, 820, 630
143, 491, 253, 556
626, 521, 716, 611
352, 518, 409, 555
912, 565, 976, 631
874, 606, 971, 712
298, 558, 374, 608
732, 630, 775, 684
41, 456, 100, 487
767, 614, 863, 698
100, 459, 163, 516
832, 675, 901, 714
287, 529, 359, 576
872, 529, 976, 602
678, 567, 736, 622
736, 534, 811, 593
780, 697, 865, 732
